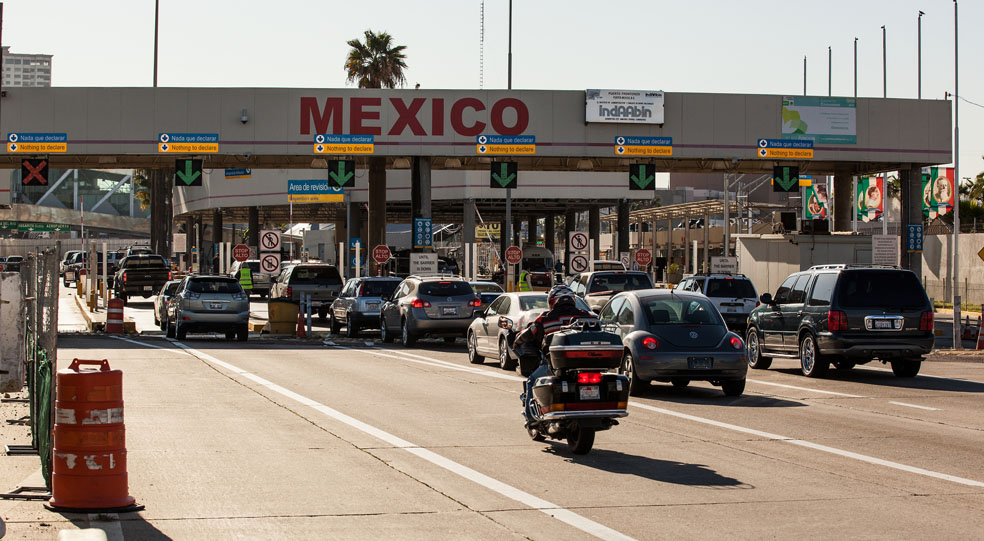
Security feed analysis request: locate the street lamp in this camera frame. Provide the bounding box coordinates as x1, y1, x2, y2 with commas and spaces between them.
918, 10, 925, 99
952, 0, 961, 348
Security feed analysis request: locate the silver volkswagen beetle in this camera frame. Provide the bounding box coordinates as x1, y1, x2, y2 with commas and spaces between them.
598, 289, 747, 397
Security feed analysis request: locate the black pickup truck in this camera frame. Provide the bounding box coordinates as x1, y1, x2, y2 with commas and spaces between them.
113, 254, 172, 304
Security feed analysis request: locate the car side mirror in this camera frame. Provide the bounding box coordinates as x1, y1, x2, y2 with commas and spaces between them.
498, 316, 514, 330
759, 293, 774, 305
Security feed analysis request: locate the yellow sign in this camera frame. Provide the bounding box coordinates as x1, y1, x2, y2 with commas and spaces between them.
978, 246, 984, 263
614, 145, 672, 156
159, 142, 219, 153
758, 147, 813, 159
476, 144, 536, 155
476, 224, 501, 239
313, 143, 374, 154
8, 142, 67, 153
288, 193, 345, 203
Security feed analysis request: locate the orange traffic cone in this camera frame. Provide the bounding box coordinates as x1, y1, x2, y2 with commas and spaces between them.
296, 308, 307, 339
976, 325, 984, 351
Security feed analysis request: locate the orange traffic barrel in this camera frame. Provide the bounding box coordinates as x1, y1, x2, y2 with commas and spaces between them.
106, 298, 124, 334
48, 359, 142, 512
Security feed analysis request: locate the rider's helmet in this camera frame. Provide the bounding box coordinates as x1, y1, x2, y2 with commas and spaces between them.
548, 284, 576, 308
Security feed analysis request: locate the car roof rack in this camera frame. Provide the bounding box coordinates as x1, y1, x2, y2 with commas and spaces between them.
689, 272, 748, 278
807, 264, 902, 271
407, 273, 464, 280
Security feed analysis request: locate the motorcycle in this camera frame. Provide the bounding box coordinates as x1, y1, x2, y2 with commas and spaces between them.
512, 318, 630, 455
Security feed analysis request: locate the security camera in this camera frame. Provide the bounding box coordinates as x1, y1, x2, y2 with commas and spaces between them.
240, 108, 248, 124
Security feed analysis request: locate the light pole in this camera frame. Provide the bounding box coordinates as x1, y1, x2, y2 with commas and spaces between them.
803, 55, 807, 96
854, 37, 858, 98
881, 25, 887, 98
952, 0, 961, 348
828, 46, 832, 96
918, 10, 924, 99
154, 0, 159, 87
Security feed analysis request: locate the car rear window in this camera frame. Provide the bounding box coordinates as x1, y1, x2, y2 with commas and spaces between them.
593, 262, 625, 271
362, 280, 400, 297
188, 279, 242, 294
290, 266, 342, 285
836, 270, 928, 309
519, 295, 549, 311
587, 273, 654, 293
163, 282, 180, 296
643, 297, 722, 326
471, 283, 504, 294
705, 278, 756, 299
419, 281, 475, 296
124, 256, 167, 268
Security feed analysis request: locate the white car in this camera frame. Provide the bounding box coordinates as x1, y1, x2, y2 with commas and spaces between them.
676, 273, 759, 332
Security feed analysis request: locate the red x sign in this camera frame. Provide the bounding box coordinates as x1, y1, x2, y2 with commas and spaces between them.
21, 159, 49, 185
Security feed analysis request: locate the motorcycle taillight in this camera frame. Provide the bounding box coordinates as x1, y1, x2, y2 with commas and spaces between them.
577, 372, 602, 384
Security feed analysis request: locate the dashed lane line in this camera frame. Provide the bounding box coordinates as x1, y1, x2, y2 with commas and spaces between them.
889, 401, 941, 411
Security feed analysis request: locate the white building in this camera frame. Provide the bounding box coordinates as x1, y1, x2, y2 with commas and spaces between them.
2, 46, 52, 87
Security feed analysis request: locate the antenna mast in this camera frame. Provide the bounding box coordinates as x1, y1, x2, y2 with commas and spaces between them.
479, 1, 485, 89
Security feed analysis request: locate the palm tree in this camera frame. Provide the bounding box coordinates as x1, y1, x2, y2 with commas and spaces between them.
344, 30, 408, 271
345, 30, 407, 89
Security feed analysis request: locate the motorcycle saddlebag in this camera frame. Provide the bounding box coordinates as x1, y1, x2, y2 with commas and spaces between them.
547, 328, 623, 371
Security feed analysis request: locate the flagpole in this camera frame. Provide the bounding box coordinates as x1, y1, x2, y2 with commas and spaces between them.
952, 0, 961, 349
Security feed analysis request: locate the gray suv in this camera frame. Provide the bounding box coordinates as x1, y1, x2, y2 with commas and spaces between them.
379, 275, 482, 346
328, 277, 402, 337
569, 270, 655, 313
166, 276, 250, 341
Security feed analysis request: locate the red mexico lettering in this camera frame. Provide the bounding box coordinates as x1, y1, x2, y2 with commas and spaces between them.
491, 98, 529, 135
388, 98, 427, 136
350, 97, 381, 135
300, 97, 342, 135
431, 98, 444, 136
450, 98, 486, 136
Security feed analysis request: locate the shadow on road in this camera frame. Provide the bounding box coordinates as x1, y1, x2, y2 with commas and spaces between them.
52, 511, 173, 541
542, 444, 751, 488
772, 367, 984, 393
635, 384, 806, 408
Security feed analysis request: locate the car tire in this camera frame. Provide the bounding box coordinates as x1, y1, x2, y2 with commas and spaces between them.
467, 332, 485, 364
154, 314, 160, 327
891, 359, 921, 377
722, 379, 746, 397
318, 307, 328, 322
834, 361, 856, 370
237, 325, 249, 342
621, 352, 649, 397
401, 319, 417, 347
346, 319, 359, 338
567, 424, 596, 455
176, 319, 187, 341
380, 317, 394, 343
225, 330, 236, 341
160, 316, 167, 332
120, 295, 128, 307
443, 337, 456, 344
166, 318, 176, 339
671, 379, 690, 389
799, 333, 828, 378
329, 314, 341, 335
745, 328, 773, 370
498, 336, 517, 371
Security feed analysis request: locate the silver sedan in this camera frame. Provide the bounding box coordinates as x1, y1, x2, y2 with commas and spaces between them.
598, 290, 748, 397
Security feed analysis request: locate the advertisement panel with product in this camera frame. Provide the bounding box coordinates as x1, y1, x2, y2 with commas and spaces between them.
781, 96, 857, 144
585, 89, 664, 124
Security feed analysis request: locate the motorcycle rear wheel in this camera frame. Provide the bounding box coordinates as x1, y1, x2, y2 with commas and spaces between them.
526, 425, 545, 441
567, 425, 596, 455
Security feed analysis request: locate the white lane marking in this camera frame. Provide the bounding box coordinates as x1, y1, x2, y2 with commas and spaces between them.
861, 366, 984, 385
630, 402, 984, 488
110, 335, 190, 355
889, 401, 941, 411
88, 513, 124, 541
746, 379, 866, 398
153, 339, 634, 541
366, 347, 525, 382
359, 346, 984, 488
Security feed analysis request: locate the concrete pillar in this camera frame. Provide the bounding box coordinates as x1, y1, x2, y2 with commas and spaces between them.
899, 166, 923, 279
666, 218, 673, 265
617, 199, 630, 255
248, 206, 259, 255
589, 206, 601, 258
185, 216, 194, 269
367, 157, 387, 273
212, 210, 223, 273
499, 217, 508, 268
410, 156, 432, 222
463, 199, 476, 276
545, 213, 556, 254
683, 214, 690, 271
526, 217, 536, 245
564, 209, 577, 273
833, 171, 853, 232
703, 211, 710, 273
513, 218, 522, 247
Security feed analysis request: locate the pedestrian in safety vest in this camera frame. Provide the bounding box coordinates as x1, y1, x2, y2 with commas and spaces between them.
518, 269, 532, 291
238, 266, 253, 292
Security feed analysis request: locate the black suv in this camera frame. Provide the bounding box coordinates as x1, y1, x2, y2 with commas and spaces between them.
745, 265, 934, 378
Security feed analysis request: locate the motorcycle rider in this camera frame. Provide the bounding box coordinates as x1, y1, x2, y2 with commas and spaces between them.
520, 284, 595, 423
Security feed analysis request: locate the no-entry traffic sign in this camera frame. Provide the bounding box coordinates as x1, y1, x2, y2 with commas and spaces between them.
634, 249, 652, 267
260, 230, 281, 252
569, 231, 588, 252
570, 254, 589, 273
260, 253, 281, 274
372, 245, 392, 264
505, 246, 523, 265
232, 244, 250, 262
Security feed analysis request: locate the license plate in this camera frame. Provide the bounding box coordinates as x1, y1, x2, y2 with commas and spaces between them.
367, 303, 379, 310
579, 385, 600, 400
143, 285, 153, 291
874, 320, 892, 329
209, 302, 224, 310
725, 307, 736, 313
442, 306, 457, 316
688, 357, 713, 369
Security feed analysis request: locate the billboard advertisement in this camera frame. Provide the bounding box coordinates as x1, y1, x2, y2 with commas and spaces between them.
856, 177, 884, 222
781, 96, 857, 144
585, 89, 664, 124
922, 166, 955, 219
804, 177, 829, 219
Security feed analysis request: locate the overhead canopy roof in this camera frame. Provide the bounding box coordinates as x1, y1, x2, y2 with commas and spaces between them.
600, 200, 790, 223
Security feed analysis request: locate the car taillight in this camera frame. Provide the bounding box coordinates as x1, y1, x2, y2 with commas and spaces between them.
577, 372, 603, 384
168, 271, 172, 281
642, 337, 659, 350
919, 310, 934, 331
411, 298, 431, 308
729, 336, 743, 350
122, 272, 127, 284
467, 297, 481, 307
828, 310, 848, 331
755, 301, 760, 307
286, 287, 292, 298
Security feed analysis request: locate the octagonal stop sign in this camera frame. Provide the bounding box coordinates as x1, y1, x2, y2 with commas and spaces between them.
232, 244, 250, 262
635, 248, 652, 267
505, 246, 523, 265
372, 245, 391, 264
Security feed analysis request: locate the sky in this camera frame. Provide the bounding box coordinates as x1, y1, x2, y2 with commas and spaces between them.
4, 0, 982, 181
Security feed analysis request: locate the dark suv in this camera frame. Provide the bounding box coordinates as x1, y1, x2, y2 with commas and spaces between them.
745, 265, 934, 378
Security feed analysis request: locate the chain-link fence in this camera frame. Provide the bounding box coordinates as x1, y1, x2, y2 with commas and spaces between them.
18, 248, 59, 488
923, 277, 984, 308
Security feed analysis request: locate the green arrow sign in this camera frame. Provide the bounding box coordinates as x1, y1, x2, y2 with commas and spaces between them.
490, 161, 518, 189
629, 164, 655, 190
772, 166, 799, 193
175, 159, 203, 186
328, 159, 355, 188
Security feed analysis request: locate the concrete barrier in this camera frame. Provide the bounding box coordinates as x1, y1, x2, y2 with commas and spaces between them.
0, 273, 25, 391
